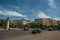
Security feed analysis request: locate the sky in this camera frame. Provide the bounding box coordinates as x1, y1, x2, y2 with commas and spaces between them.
0, 0, 60, 21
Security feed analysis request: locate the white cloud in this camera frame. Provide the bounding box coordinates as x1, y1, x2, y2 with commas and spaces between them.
48, 0, 56, 8
36, 11, 60, 21
24, 17, 29, 20
0, 10, 26, 17
37, 11, 51, 18
53, 17, 60, 21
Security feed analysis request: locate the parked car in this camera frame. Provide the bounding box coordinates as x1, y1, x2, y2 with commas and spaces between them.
8, 28, 14, 30
24, 27, 29, 31
48, 27, 53, 31
31, 28, 41, 34
32, 30, 37, 34
56, 27, 60, 30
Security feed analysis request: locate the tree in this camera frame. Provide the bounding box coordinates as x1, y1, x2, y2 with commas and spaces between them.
18, 22, 24, 28
30, 22, 35, 28
0, 19, 6, 29
9, 21, 14, 28
25, 23, 31, 28
29, 22, 43, 28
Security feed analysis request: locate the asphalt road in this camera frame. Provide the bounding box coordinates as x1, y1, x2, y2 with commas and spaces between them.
0, 30, 30, 40
0, 30, 60, 40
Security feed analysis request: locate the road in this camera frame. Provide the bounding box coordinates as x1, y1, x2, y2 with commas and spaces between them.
0, 30, 30, 40
0, 30, 60, 40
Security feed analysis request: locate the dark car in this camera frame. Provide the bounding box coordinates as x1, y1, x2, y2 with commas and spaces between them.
56, 27, 60, 30
31, 28, 41, 34
48, 27, 53, 31
36, 29, 41, 33
32, 30, 37, 34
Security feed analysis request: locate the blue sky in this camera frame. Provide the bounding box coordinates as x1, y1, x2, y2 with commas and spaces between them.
0, 0, 60, 21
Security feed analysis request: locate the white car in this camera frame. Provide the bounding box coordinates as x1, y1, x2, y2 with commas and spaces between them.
8, 28, 14, 30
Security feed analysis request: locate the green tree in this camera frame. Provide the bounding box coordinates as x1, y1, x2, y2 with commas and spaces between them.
30, 22, 35, 28
9, 21, 14, 28
25, 23, 31, 28
0, 19, 6, 29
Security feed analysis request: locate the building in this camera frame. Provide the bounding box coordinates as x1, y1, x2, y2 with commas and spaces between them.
34, 18, 58, 27
34, 18, 42, 23
51, 20, 58, 26
13, 19, 30, 26
42, 18, 52, 26
20, 19, 30, 25
56, 21, 60, 26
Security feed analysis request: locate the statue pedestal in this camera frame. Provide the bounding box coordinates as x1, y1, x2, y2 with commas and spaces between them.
6, 21, 9, 30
